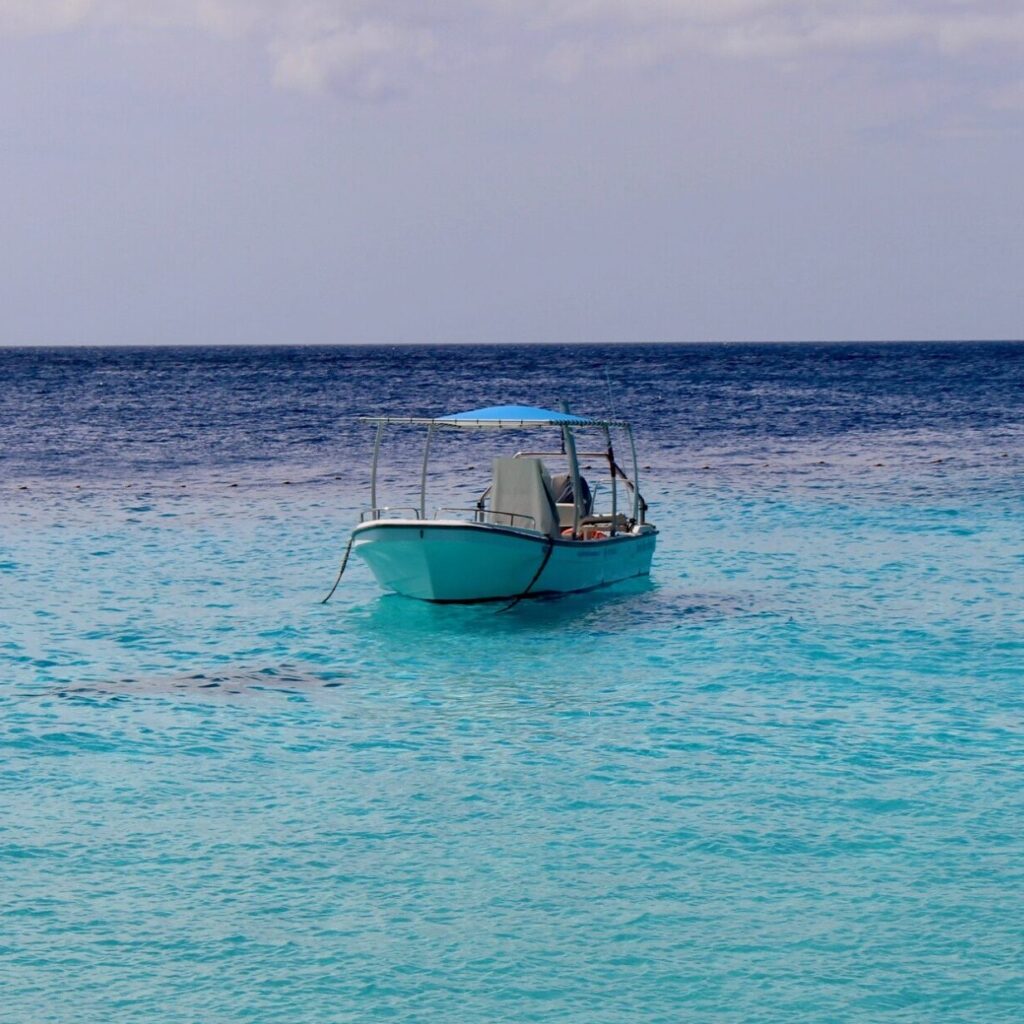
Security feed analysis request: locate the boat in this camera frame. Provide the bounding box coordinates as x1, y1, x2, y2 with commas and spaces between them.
344, 404, 657, 603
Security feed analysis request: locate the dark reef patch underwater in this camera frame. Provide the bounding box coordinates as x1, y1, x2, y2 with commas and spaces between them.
2, 343, 1023, 1022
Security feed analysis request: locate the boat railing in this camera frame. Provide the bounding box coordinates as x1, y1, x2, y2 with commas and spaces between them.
434, 507, 537, 530
512, 450, 609, 458
361, 506, 422, 522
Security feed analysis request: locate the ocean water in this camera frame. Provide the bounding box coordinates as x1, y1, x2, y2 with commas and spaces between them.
1, 342, 1022, 1022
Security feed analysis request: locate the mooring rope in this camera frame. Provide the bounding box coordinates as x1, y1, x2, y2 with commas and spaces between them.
321, 534, 355, 604
499, 536, 555, 613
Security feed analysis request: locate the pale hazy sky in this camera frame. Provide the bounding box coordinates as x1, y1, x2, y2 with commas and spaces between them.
1, 1, 1022, 344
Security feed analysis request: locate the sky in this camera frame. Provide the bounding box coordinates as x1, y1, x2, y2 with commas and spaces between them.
1, 0, 1022, 345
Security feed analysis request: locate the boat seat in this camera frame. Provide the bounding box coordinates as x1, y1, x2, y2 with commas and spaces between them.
550, 472, 593, 514
489, 457, 559, 537
550, 472, 593, 528
581, 513, 631, 532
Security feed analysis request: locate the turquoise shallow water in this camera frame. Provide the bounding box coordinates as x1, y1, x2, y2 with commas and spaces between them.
2, 344, 1023, 1021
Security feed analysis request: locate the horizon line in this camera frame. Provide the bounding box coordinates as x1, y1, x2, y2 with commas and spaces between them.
2, 338, 1023, 350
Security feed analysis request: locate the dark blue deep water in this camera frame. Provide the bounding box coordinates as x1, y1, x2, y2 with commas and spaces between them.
2, 343, 1023, 1022
3, 342, 1022, 484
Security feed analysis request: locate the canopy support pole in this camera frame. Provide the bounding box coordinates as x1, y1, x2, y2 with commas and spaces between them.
626, 424, 641, 523
604, 425, 617, 536
560, 402, 583, 538
419, 424, 435, 519
370, 421, 384, 513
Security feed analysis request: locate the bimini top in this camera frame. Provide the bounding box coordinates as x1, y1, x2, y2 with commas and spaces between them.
360, 404, 629, 429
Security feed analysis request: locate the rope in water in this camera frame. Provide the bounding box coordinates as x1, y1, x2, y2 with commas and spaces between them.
498, 536, 555, 613
320, 534, 355, 604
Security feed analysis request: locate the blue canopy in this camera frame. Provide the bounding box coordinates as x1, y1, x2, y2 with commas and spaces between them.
439, 404, 590, 426
360, 404, 627, 428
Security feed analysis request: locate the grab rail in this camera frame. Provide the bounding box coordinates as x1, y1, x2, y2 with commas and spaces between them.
360, 507, 422, 522
435, 507, 537, 529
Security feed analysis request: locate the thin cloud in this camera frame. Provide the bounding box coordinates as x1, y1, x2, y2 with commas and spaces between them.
270, 22, 435, 98
2, 1, 1024, 97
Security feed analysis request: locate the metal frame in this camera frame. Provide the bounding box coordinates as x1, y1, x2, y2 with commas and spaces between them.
364, 412, 647, 531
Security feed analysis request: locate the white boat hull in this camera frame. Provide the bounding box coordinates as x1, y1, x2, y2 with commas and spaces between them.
352, 520, 657, 603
